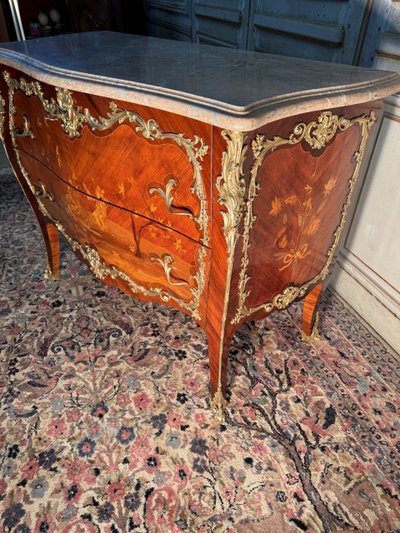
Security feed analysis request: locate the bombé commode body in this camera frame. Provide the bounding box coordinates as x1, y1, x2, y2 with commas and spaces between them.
0, 32, 399, 421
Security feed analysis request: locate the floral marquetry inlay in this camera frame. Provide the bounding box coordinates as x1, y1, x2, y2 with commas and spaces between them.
3, 72, 210, 246
269, 175, 338, 272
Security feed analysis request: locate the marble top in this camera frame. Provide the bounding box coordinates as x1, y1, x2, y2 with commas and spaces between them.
0, 31, 399, 130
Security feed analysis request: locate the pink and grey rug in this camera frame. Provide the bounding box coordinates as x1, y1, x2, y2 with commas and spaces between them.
0, 167, 399, 532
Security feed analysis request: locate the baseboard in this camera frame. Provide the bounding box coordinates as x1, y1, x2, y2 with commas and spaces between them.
330, 259, 400, 354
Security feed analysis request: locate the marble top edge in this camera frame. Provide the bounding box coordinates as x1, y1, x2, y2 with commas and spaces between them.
0, 32, 400, 129
1, 47, 398, 114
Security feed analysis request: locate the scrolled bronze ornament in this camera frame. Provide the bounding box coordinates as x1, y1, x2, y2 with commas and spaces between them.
149, 253, 189, 287
299, 111, 351, 150
149, 178, 194, 219
212, 129, 248, 422
216, 130, 248, 256
13, 114, 34, 138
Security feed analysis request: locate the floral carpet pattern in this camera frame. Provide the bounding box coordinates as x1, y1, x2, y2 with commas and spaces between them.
0, 167, 399, 533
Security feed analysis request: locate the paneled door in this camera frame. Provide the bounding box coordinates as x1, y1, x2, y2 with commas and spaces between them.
246, 0, 369, 63
146, 0, 193, 41
192, 0, 251, 48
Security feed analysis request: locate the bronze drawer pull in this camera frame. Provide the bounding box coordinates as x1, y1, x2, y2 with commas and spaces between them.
33, 181, 53, 202
149, 178, 194, 219
149, 253, 188, 287
13, 114, 34, 138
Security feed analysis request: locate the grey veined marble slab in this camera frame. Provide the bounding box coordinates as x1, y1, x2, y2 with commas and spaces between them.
0, 31, 399, 130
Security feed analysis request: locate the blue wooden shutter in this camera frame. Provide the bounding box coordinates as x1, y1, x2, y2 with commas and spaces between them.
247, 0, 369, 64
193, 0, 251, 48
145, 0, 192, 41
358, 0, 400, 75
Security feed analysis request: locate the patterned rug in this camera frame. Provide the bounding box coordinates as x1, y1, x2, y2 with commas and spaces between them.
0, 167, 399, 533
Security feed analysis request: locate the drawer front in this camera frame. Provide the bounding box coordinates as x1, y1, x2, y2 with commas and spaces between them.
18, 150, 208, 320
5, 70, 210, 245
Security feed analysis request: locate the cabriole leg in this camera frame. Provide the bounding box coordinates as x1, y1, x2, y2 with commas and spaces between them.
2, 131, 61, 281
42, 221, 60, 281
301, 282, 323, 342
206, 325, 231, 423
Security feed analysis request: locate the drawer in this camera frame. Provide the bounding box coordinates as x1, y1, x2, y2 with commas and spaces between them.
18, 151, 208, 318
7, 72, 210, 245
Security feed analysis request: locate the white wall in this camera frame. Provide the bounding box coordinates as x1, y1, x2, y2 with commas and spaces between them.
331, 97, 400, 352
331, 1, 400, 353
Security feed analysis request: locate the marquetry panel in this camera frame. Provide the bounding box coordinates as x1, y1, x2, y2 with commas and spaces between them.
19, 151, 208, 315
245, 129, 359, 302
229, 103, 380, 325
8, 71, 211, 246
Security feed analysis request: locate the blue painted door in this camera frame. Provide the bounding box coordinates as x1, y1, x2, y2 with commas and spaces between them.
358, 0, 400, 72
192, 0, 251, 48
247, 0, 369, 63
145, 0, 193, 41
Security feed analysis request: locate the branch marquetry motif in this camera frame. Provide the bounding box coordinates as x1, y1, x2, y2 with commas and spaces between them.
3, 72, 209, 320
232, 110, 377, 324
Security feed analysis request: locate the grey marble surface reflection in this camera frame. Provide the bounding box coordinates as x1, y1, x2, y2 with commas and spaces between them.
0, 32, 398, 110
1, 32, 399, 129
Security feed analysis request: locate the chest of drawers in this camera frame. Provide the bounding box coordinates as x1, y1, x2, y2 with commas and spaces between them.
0, 32, 399, 421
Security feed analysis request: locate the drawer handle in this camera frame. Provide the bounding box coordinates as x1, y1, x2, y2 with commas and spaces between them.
33, 181, 53, 202
14, 114, 34, 138
149, 178, 194, 219
150, 254, 188, 287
